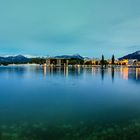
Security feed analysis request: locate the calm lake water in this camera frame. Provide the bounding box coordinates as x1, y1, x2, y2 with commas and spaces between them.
0, 65, 140, 140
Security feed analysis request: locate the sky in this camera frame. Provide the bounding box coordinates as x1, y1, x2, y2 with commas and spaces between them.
0, 0, 140, 58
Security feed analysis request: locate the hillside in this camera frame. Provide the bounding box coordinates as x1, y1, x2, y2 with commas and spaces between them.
119, 51, 140, 60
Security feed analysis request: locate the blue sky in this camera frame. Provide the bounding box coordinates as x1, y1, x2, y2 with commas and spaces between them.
0, 0, 140, 58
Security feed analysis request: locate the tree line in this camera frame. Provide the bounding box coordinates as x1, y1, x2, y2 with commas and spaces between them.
0, 55, 117, 66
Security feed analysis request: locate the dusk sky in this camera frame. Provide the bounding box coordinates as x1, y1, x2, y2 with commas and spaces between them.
0, 0, 140, 58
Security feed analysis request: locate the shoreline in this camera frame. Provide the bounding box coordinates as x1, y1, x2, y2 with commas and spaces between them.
0, 64, 140, 68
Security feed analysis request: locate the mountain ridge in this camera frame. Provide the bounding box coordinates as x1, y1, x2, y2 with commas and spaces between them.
0, 54, 84, 64
54, 54, 84, 60
0, 55, 30, 63
119, 51, 140, 60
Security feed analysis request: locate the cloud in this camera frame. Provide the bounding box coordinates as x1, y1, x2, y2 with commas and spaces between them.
0, 0, 140, 57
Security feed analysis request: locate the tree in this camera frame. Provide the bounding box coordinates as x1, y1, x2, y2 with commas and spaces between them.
84, 61, 92, 65
100, 55, 105, 65
95, 61, 99, 65
111, 55, 115, 65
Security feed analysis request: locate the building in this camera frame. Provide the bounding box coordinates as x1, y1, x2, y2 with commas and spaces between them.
128, 59, 138, 66
119, 59, 129, 65
46, 58, 69, 67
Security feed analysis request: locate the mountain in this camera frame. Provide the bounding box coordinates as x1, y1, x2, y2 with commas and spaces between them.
54, 54, 84, 60
0, 55, 31, 63
119, 51, 140, 60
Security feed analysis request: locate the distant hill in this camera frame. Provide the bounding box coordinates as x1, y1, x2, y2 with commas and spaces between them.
54, 54, 84, 60
0, 55, 31, 63
0, 54, 84, 65
119, 51, 140, 60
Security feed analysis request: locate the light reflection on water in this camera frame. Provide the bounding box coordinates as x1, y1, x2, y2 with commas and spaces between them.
0, 65, 140, 139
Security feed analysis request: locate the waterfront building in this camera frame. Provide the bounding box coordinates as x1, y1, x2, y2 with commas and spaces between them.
119, 59, 129, 65
46, 58, 69, 67
128, 59, 137, 66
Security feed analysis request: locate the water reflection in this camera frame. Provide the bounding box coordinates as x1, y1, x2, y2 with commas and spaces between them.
120, 67, 140, 82
129, 68, 140, 82
43, 66, 83, 77
42, 66, 140, 82
64, 66, 69, 77
111, 67, 115, 82
0, 66, 140, 82
0, 65, 140, 140
136, 68, 140, 80
121, 67, 129, 80
43, 65, 46, 77
101, 68, 104, 81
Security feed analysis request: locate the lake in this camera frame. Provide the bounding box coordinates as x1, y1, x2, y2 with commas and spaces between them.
0, 65, 140, 140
